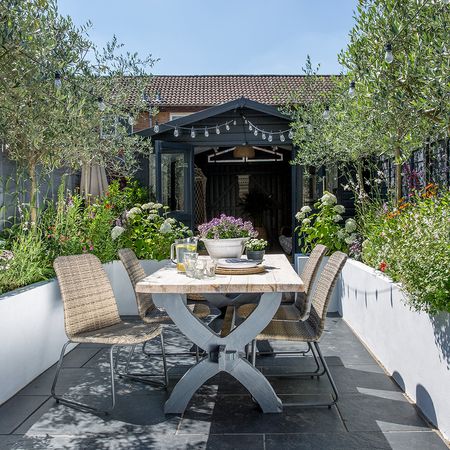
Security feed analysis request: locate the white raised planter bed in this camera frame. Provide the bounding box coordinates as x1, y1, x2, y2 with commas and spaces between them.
339, 259, 450, 440
0, 259, 169, 405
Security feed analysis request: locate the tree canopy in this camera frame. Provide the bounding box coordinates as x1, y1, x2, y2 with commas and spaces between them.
0, 0, 156, 219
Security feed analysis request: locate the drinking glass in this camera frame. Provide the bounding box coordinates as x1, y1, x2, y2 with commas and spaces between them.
204, 258, 217, 277
184, 252, 198, 278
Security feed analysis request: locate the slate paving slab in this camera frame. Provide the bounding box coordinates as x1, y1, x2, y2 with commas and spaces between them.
265, 431, 448, 450
0, 317, 448, 449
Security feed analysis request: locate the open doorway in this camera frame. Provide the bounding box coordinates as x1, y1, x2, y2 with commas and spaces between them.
194, 145, 292, 252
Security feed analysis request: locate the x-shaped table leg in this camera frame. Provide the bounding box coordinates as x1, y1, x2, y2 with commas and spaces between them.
152, 292, 283, 414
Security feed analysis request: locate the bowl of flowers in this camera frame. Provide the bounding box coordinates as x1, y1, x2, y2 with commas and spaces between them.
198, 214, 258, 259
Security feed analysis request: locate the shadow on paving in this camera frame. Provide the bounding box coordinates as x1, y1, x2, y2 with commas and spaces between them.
0, 319, 447, 449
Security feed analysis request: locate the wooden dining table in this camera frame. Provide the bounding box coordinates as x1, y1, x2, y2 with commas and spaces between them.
135, 254, 304, 414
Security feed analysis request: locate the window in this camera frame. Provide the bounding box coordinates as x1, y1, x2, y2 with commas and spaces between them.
169, 112, 193, 121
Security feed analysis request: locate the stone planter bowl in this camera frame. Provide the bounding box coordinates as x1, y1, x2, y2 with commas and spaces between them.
201, 238, 248, 259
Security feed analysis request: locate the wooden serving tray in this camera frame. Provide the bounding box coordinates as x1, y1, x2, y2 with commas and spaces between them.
215, 265, 266, 275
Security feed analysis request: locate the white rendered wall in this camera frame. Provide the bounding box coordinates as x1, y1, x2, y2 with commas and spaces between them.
339, 259, 450, 440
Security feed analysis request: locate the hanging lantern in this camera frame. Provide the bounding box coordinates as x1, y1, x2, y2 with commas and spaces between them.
233, 145, 255, 159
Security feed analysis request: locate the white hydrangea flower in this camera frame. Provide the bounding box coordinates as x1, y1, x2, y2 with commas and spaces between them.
126, 207, 141, 219
159, 222, 172, 234
166, 217, 176, 224
337, 229, 346, 240
345, 233, 358, 245
334, 214, 343, 223
345, 218, 357, 233
153, 203, 163, 209
141, 202, 155, 210
300, 205, 312, 214
147, 214, 158, 221
111, 226, 125, 240
295, 211, 304, 221
320, 192, 337, 206
334, 204, 345, 214
302, 218, 311, 225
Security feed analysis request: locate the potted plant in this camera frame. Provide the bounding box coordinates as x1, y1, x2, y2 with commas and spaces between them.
198, 214, 258, 259
245, 238, 268, 262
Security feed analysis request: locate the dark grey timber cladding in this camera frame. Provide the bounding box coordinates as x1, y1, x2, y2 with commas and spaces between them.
0, 151, 80, 230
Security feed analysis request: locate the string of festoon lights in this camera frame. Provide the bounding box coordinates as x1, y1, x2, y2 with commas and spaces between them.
153, 116, 297, 142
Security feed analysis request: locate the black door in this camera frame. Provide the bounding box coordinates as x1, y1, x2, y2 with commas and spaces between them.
155, 141, 194, 229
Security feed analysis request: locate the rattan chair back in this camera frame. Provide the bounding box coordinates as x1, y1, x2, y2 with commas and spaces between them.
54, 254, 121, 339
295, 244, 327, 311
301, 244, 327, 294
118, 248, 155, 319
307, 251, 347, 337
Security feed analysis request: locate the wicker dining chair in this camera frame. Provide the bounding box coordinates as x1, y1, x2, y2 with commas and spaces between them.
118, 248, 210, 360
250, 251, 348, 408
238, 244, 327, 321
52, 254, 168, 414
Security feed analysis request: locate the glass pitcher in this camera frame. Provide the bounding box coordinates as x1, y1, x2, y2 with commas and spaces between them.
170, 237, 198, 272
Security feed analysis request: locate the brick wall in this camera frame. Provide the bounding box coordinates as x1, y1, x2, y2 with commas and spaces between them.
133, 106, 207, 132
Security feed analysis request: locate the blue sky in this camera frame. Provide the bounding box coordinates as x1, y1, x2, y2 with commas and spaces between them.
57, 0, 358, 75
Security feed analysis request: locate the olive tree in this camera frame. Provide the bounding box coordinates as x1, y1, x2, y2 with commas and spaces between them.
338, 0, 449, 201
0, 0, 155, 221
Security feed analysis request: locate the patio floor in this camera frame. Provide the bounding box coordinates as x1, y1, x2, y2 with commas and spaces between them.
0, 314, 448, 449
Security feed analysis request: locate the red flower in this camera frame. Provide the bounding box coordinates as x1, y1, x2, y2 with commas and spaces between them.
379, 261, 387, 272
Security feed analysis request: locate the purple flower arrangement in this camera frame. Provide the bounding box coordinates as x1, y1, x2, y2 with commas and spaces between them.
198, 214, 258, 240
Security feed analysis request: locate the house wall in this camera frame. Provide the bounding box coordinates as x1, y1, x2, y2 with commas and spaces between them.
133, 107, 204, 133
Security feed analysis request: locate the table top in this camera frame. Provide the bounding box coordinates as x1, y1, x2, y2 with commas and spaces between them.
135, 254, 304, 294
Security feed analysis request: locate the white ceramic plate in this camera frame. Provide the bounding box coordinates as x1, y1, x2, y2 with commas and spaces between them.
216, 258, 259, 269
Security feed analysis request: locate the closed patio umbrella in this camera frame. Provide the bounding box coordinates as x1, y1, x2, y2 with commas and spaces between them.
80, 163, 109, 198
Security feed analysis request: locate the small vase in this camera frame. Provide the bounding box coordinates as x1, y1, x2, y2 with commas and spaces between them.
201, 238, 248, 259
246, 249, 265, 263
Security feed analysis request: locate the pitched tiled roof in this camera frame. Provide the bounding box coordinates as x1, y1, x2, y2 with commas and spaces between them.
141, 75, 335, 107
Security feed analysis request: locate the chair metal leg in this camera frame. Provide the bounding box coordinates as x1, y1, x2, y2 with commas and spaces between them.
283, 341, 338, 409
251, 339, 257, 367
51, 341, 116, 414
116, 334, 168, 389
142, 339, 199, 359
195, 345, 200, 362
160, 330, 169, 388
313, 341, 338, 406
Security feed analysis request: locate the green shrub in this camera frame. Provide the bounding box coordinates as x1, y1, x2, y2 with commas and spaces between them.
361, 186, 450, 313
295, 191, 356, 254
0, 226, 53, 295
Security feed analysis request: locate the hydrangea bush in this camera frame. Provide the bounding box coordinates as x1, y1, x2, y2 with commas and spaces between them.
198, 214, 257, 240
117, 202, 191, 260
295, 191, 356, 254
361, 186, 450, 313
